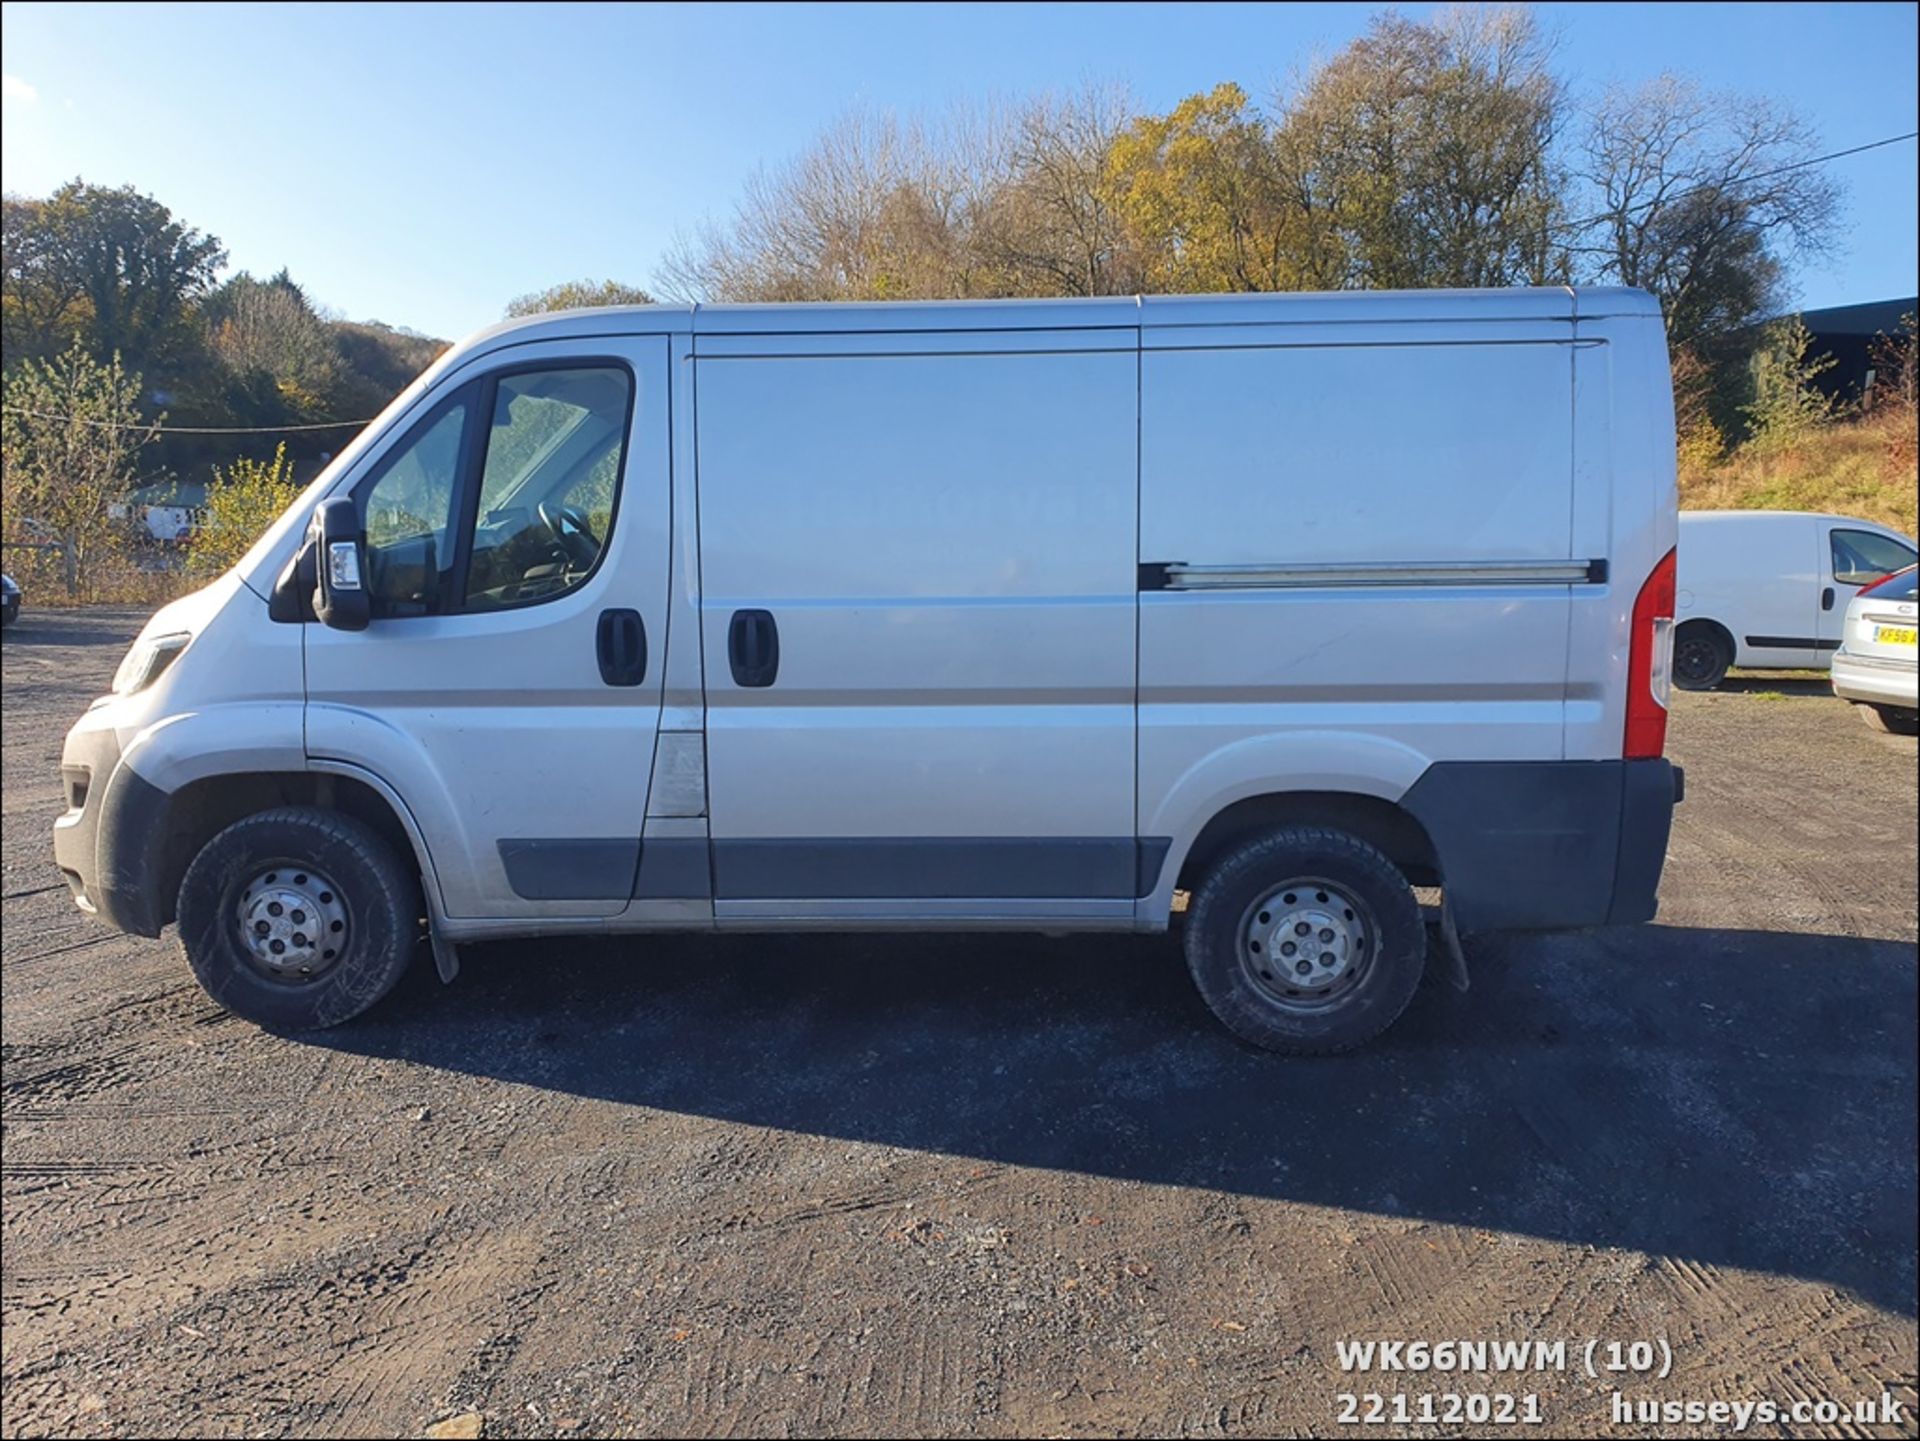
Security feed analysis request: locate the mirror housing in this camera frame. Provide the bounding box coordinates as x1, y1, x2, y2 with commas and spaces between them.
311, 497, 370, 632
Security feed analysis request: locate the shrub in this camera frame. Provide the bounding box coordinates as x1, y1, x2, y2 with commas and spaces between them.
189, 442, 300, 576
1741, 316, 1838, 452
0, 339, 160, 599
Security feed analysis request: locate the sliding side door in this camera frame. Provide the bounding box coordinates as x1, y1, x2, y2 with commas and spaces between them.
695, 329, 1142, 921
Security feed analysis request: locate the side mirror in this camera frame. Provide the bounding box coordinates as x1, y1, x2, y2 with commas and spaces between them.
311, 497, 370, 632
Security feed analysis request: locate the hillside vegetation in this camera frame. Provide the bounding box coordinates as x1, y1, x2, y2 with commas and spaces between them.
1682, 408, 1918, 535
1679, 315, 1918, 536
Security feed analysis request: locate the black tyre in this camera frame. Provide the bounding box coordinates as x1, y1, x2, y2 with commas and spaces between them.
176, 806, 419, 1031
1183, 827, 1426, 1055
1673, 623, 1732, 691
1860, 703, 1920, 736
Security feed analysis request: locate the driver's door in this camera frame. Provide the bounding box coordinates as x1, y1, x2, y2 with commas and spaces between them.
305, 337, 671, 920
1818, 523, 1919, 653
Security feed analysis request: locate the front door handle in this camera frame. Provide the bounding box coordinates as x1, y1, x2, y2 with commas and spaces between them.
1822, 586, 1836, 611
596, 608, 647, 687
729, 609, 779, 687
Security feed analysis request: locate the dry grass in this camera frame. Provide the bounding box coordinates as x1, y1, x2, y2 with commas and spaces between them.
0, 547, 190, 609
1681, 407, 1919, 534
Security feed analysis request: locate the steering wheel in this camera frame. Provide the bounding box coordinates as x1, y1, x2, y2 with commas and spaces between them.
538, 500, 598, 568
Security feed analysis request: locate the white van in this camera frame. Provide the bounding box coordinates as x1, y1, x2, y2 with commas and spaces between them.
1674, 511, 1917, 689
55, 288, 1681, 1054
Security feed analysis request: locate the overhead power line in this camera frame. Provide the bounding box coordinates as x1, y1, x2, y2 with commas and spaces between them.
1551, 129, 1919, 237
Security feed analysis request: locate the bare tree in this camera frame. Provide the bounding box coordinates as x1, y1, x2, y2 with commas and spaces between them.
657, 111, 931, 302
206, 273, 339, 410
656, 87, 1133, 304
1577, 75, 1840, 350
977, 84, 1136, 296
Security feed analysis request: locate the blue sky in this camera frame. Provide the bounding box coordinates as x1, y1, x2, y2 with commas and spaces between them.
2, 1, 1915, 341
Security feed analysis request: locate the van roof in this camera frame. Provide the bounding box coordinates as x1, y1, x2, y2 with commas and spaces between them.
1681, 509, 1905, 531
457, 285, 1660, 353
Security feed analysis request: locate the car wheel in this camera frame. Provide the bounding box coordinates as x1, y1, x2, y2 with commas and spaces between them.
1182, 826, 1427, 1055
176, 806, 419, 1031
1860, 703, 1920, 736
1672, 623, 1731, 690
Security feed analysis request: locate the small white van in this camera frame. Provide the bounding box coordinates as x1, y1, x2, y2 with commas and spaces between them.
56, 288, 1682, 1054
1674, 511, 1917, 689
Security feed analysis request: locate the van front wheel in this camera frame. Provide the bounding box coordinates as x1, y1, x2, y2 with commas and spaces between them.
1182, 827, 1426, 1054
176, 806, 419, 1031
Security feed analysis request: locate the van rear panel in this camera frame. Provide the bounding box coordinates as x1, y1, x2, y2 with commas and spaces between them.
1136, 326, 1581, 822
1135, 300, 1677, 931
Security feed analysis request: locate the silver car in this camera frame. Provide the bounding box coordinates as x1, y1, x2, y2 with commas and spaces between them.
1831, 564, 1918, 734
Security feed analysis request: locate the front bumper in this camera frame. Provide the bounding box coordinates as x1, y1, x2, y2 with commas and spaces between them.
53, 712, 171, 937
1831, 650, 1919, 710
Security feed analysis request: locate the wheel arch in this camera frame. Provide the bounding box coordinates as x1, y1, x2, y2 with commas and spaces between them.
1173, 790, 1441, 902
138, 766, 439, 931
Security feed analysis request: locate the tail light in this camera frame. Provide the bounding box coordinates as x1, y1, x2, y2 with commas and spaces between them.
1625, 548, 1676, 759
1859, 566, 1912, 598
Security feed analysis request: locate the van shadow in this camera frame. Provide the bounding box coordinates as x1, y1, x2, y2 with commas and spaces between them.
1716, 672, 1834, 697
316, 922, 1919, 1317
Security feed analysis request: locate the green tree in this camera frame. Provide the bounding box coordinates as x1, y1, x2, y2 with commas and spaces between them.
327, 320, 449, 419
1277, 7, 1569, 289
1106, 84, 1299, 293
506, 279, 655, 316
1, 180, 225, 376
0, 339, 160, 595
3, 195, 91, 368
1742, 316, 1837, 451
189, 442, 301, 576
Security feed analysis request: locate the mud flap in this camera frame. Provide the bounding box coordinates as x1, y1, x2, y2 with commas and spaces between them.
1437, 897, 1470, 992
428, 922, 460, 984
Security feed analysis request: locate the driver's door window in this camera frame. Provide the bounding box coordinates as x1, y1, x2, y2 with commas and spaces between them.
1831, 528, 1918, 588
464, 366, 632, 611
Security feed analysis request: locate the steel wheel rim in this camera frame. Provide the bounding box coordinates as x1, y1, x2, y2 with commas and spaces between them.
1675, 635, 1720, 684
235, 863, 350, 984
1237, 876, 1376, 1014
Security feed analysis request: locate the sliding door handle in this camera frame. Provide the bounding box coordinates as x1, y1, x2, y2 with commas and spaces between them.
728, 609, 779, 687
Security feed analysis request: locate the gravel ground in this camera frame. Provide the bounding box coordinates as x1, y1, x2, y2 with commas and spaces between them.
2, 607, 1915, 1439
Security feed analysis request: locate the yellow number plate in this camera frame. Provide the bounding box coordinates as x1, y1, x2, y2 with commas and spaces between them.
1875, 625, 1918, 647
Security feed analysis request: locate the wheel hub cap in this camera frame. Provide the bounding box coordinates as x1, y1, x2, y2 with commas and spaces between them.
237, 867, 348, 979
1240, 880, 1370, 1009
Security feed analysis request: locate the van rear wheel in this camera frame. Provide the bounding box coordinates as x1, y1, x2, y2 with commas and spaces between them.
176, 806, 419, 1031
1673, 623, 1732, 690
1183, 827, 1426, 1054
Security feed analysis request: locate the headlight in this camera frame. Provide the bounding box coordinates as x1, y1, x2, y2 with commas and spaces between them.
112, 631, 193, 695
